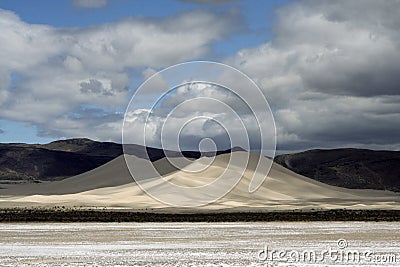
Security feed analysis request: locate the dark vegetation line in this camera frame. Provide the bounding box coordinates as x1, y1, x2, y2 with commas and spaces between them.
1, 209, 400, 222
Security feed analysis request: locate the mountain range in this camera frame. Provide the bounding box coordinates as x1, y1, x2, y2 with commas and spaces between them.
0, 138, 399, 192
0, 138, 240, 183
275, 148, 400, 192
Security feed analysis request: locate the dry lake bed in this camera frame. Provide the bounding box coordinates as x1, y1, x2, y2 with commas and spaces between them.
0, 222, 399, 266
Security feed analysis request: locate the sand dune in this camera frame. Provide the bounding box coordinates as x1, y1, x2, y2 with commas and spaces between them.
0, 152, 399, 211
0, 155, 186, 195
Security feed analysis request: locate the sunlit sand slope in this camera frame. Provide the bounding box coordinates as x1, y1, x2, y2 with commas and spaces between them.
0, 152, 398, 211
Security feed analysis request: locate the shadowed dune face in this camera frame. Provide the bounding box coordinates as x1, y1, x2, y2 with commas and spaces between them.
0, 155, 186, 195
0, 152, 399, 211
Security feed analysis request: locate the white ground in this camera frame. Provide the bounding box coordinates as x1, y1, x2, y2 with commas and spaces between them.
0, 222, 399, 266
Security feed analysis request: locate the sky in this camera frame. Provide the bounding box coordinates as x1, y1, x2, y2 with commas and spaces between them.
0, 0, 399, 154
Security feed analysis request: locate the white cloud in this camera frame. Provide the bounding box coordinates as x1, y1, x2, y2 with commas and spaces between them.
2, 0, 400, 152
180, 0, 240, 5
123, 82, 266, 153
225, 0, 400, 151
0, 8, 242, 142
72, 0, 108, 8
141, 68, 169, 93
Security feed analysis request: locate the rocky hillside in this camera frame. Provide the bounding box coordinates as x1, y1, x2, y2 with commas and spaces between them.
275, 148, 400, 192
0, 139, 122, 183
2, 139, 399, 191
0, 138, 242, 183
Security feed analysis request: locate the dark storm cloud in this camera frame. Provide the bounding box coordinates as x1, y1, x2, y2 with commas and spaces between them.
80, 79, 114, 96
2, 0, 400, 152
230, 0, 400, 152
271, 0, 400, 97
37, 106, 124, 142
301, 60, 400, 97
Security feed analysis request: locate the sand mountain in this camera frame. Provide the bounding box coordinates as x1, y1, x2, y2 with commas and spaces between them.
0, 138, 242, 183
1, 139, 399, 193
0, 151, 398, 211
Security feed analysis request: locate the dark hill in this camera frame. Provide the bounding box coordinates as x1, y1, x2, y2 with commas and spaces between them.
0, 139, 243, 183
0, 139, 122, 182
275, 148, 400, 192
0, 146, 115, 182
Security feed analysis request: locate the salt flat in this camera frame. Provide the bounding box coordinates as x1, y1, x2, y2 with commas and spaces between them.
0, 222, 399, 266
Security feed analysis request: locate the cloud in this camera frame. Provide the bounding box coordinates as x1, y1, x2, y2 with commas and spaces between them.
123, 83, 262, 151
180, 0, 240, 5
0, 128, 4, 134
72, 0, 108, 8
80, 79, 114, 96
141, 68, 169, 93
107, 0, 400, 153
0, 8, 243, 142
225, 0, 400, 151
2, 0, 400, 153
